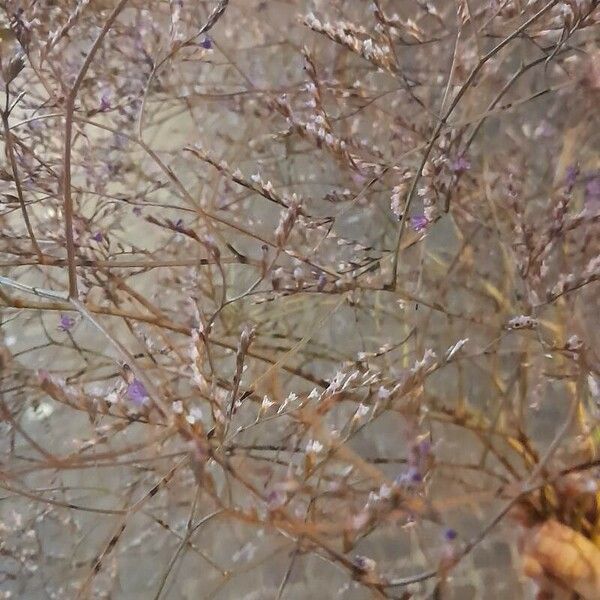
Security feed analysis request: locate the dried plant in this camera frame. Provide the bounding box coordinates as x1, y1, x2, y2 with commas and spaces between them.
0, 1, 599, 598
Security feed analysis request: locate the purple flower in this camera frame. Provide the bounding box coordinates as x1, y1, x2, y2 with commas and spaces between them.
534, 120, 555, 139
266, 490, 285, 510
351, 172, 367, 186
91, 231, 103, 242
450, 155, 471, 174
585, 173, 600, 203
443, 528, 457, 541
408, 466, 422, 482
410, 214, 429, 232
58, 314, 76, 332
132, 206, 143, 216
395, 466, 422, 487
127, 379, 149, 406
316, 272, 327, 292
353, 555, 376, 572
565, 164, 579, 192
201, 37, 212, 49
99, 90, 111, 112
418, 439, 431, 456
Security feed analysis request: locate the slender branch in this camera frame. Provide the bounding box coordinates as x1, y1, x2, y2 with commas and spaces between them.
388, 0, 560, 289
62, 0, 130, 298
0, 274, 68, 301
138, 0, 229, 138
1, 90, 43, 260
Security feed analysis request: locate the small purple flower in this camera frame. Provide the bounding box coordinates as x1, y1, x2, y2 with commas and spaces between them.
585, 173, 600, 204
58, 314, 76, 332
316, 272, 327, 292
443, 528, 457, 541
418, 439, 431, 456
99, 90, 111, 112
353, 555, 376, 572
410, 214, 429, 232
266, 490, 285, 510
534, 120, 555, 139
201, 37, 212, 49
352, 172, 367, 186
91, 231, 103, 242
127, 378, 149, 406
132, 206, 143, 216
408, 466, 422, 483
37, 369, 50, 383
450, 155, 471, 174
395, 466, 422, 487
565, 164, 579, 192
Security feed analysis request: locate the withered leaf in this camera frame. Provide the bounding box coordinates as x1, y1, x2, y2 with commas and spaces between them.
523, 519, 600, 600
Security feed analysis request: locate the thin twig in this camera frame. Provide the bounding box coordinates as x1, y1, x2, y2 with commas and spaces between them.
388, 0, 560, 289
62, 0, 130, 298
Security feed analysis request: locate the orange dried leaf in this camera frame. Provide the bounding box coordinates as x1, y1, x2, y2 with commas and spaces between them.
523, 519, 600, 599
